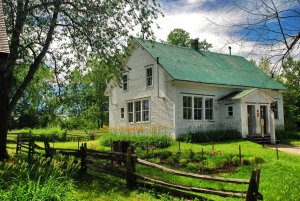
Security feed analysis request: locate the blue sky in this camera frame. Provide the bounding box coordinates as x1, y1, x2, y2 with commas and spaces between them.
152, 0, 300, 61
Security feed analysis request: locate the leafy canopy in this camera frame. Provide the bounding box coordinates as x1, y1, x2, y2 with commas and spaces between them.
166, 28, 212, 50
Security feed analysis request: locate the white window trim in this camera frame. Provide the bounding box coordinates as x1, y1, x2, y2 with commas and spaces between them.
126, 98, 150, 123
182, 95, 214, 121
145, 66, 153, 88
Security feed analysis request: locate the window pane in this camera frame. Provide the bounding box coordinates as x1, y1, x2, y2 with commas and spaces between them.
227, 106, 233, 117
135, 101, 141, 122
122, 74, 128, 90
127, 102, 133, 122
205, 98, 213, 120
194, 97, 202, 120
183, 96, 192, 107
146, 68, 153, 87
143, 111, 149, 121
142, 100, 149, 121
121, 108, 124, 119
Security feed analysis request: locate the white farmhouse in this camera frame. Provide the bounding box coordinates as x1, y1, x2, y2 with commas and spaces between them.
105, 38, 285, 143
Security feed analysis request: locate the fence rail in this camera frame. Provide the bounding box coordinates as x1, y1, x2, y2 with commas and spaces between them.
11, 137, 262, 200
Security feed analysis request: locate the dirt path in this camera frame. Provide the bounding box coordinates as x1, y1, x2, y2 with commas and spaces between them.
267, 144, 300, 155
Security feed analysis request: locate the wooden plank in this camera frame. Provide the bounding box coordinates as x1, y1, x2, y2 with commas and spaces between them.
87, 162, 126, 179
138, 181, 212, 201
136, 158, 249, 184
134, 173, 246, 198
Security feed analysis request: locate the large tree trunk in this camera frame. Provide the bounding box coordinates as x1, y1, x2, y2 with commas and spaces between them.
0, 54, 10, 160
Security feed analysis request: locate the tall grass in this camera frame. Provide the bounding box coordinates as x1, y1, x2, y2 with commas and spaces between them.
0, 155, 80, 201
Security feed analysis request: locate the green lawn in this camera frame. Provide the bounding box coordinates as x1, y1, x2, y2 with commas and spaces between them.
4, 137, 300, 201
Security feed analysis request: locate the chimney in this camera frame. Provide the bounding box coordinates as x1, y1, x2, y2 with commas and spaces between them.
228, 46, 232, 55
191, 39, 199, 51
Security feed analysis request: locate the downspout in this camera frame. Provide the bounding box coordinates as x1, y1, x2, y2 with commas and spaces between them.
156, 57, 160, 98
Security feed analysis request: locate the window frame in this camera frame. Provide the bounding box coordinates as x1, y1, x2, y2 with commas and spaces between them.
182, 95, 214, 121
127, 98, 150, 123
122, 73, 128, 91
121, 108, 125, 119
127, 102, 134, 123
146, 67, 153, 87
227, 105, 234, 117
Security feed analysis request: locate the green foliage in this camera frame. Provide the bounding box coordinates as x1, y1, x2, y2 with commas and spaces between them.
0, 156, 79, 201
276, 129, 300, 140
281, 58, 300, 130
167, 28, 190, 47
166, 28, 212, 50
258, 57, 272, 75
101, 133, 173, 149
180, 129, 242, 143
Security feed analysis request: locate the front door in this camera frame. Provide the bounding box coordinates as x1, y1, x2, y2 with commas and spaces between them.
260, 105, 267, 135
247, 105, 256, 135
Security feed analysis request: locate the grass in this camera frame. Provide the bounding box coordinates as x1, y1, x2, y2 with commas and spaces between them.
4, 133, 300, 201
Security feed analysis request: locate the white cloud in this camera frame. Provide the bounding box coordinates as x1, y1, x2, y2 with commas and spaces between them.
152, 0, 300, 65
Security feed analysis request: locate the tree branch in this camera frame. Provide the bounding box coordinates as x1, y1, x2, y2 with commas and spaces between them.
8, 0, 62, 113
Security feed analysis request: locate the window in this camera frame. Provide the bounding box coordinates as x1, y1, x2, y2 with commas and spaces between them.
194, 97, 203, 120
127, 99, 150, 123
122, 74, 128, 91
146, 67, 153, 87
272, 100, 279, 119
127, 102, 133, 123
183, 96, 192, 120
205, 98, 213, 120
142, 100, 149, 121
227, 106, 233, 117
121, 108, 124, 119
183, 95, 214, 121
135, 101, 141, 122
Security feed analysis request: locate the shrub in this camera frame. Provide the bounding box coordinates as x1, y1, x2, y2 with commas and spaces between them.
179, 129, 242, 143
276, 129, 300, 140
232, 156, 241, 166
186, 162, 200, 170
158, 151, 173, 161
101, 133, 173, 149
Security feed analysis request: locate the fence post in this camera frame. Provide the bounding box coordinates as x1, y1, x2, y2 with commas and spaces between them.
239, 145, 242, 166
126, 146, 136, 189
16, 134, 20, 154
28, 138, 34, 160
276, 144, 279, 160
80, 143, 87, 174
246, 169, 261, 201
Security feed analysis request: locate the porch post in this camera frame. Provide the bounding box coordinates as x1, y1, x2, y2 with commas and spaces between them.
270, 110, 276, 144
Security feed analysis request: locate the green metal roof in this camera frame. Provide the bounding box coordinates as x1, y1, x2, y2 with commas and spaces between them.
134, 38, 285, 90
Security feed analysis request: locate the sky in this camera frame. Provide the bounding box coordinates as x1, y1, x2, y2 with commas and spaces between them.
151, 0, 300, 63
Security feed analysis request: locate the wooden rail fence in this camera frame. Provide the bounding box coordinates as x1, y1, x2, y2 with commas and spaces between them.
10, 138, 263, 200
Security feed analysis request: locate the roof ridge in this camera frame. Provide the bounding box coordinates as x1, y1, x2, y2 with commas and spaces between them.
134, 37, 245, 58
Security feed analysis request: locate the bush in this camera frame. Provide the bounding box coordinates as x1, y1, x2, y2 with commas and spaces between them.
0, 156, 79, 201
101, 133, 173, 149
232, 156, 241, 166
276, 129, 300, 140
158, 151, 173, 161
179, 129, 242, 143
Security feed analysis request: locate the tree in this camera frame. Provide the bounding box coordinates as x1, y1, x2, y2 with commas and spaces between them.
258, 57, 272, 75
167, 28, 190, 47
229, 0, 300, 66
166, 28, 213, 50
281, 58, 300, 130
0, 0, 161, 159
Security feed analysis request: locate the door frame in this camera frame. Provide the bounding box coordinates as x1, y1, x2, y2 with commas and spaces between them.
247, 105, 256, 135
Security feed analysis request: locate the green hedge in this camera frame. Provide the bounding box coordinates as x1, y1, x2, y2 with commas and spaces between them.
275, 129, 300, 140
179, 129, 242, 143
101, 133, 173, 149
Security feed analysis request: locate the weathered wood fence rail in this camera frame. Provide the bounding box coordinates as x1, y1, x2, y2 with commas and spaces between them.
11, 138, 263, 200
